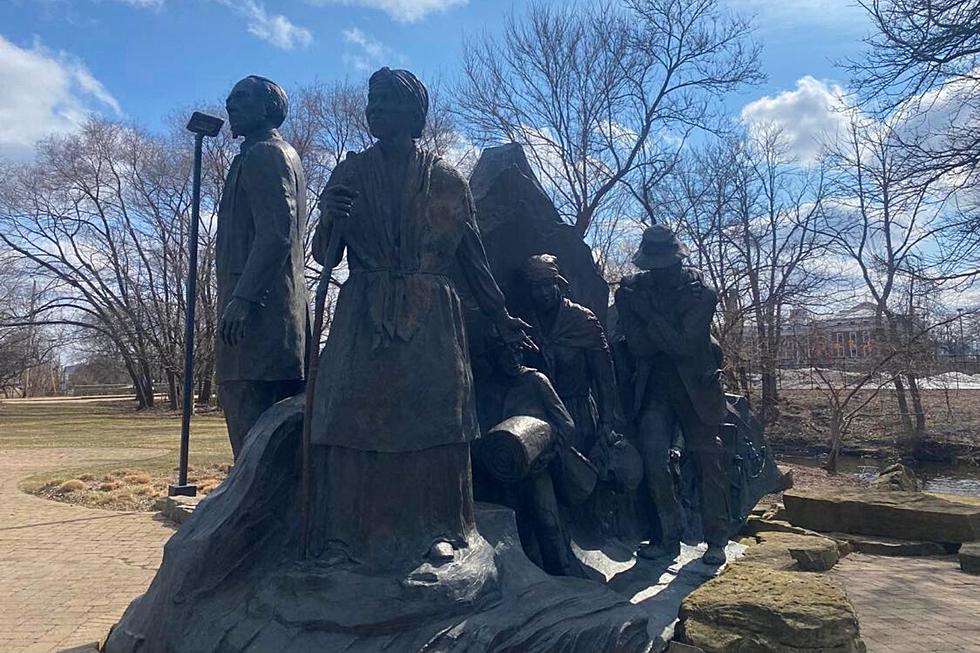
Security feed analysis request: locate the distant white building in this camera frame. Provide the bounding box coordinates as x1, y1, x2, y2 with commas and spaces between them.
781, 302, 879, 365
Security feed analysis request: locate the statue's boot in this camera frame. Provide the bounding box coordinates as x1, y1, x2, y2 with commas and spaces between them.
636, 540, 680, 561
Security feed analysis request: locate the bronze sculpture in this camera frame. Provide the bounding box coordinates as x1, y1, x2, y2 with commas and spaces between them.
475, 336, 587, 577
615, 225, 731, 566
521, 254, 622, 455
307, 67, 533, 568
102, 70, 654, 653
215, 76, 308, 459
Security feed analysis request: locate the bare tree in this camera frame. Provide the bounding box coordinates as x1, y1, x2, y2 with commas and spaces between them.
851, 0, 980, 193
821, 111, 969, 448
0, 119, 198, 408
456, 0, 762, 238
0, 253, 65, 396
650, 129, 833, 420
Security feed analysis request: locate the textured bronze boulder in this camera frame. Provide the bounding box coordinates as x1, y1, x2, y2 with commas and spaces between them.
784, 489, 980, 543
103, 397, 651, 653
677, 565, 866, 653
466, 143, 609, 327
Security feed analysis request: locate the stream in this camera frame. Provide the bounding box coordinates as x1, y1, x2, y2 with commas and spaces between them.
779, 454, 980, 498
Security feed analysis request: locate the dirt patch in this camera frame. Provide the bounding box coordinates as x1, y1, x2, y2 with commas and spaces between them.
31, 463, 231, 511
760, 462, 868, 507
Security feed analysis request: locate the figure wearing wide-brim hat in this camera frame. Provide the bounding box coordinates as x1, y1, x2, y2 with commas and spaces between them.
615, 223, 731, 567
631, 224, 690, 270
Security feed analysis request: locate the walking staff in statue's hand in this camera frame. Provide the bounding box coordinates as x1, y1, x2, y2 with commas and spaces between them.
307, 67, 533, 569
215, 76, 309, 460
615, 225, 731, 566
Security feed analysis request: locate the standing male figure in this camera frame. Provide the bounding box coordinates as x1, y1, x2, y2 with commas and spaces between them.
216, 75, 308, 459
521, 254, 622, 456
615, 225, 730, 565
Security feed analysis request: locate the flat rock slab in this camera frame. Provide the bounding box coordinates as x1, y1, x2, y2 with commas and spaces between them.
784, 489, 980, 543
743, 515, 822, 538
677, 564, 866, 653
960, 542, 980, 575
824, 532, 947, 557
153, 495, 202, 524
740, 532, 841, 572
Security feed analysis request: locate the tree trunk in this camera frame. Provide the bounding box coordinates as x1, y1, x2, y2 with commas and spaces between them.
166, 370, 179, 411
824, 412, 842, 474
121, 356, 149, 409
760, 370, 779, 428
197, 374, 214, 407
907, 372, 926, 435
892, 374, 914, 437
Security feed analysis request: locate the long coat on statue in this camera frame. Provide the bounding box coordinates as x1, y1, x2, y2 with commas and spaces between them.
615, 268, 726, 425
215, 128, 308, 383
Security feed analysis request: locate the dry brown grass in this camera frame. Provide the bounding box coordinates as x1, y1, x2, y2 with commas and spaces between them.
32, 462, 231, 511
2, 398, 233, 511
767, 388, 980, 462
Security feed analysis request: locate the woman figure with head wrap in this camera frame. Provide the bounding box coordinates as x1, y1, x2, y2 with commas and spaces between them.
309, 68, 533, 570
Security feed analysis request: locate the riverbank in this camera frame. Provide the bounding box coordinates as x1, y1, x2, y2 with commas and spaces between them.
767, 388, 980, 465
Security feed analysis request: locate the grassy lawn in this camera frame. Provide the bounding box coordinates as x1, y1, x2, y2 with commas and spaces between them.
0, 398, 232, 510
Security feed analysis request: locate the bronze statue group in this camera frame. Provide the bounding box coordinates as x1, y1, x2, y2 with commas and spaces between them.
215, 68, 737, 579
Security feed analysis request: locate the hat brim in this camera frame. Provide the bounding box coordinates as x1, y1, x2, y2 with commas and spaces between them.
632, 244, 688, 270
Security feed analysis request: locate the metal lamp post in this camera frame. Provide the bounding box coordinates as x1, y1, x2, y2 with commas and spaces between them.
169, 111, 224, 498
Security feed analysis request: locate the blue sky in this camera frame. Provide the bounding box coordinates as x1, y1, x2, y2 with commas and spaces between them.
0, 0, 873, 159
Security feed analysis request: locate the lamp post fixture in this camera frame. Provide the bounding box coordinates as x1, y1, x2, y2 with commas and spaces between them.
169, 111, 224, 498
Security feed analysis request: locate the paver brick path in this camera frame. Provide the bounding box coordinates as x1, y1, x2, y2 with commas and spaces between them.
4, 447, 980, 653
831, 552, 980, 653
0, 448, 172, 653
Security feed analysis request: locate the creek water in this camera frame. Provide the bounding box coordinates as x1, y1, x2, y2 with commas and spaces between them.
779, 454, 980, 499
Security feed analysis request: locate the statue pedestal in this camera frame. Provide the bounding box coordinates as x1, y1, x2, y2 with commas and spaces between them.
103, 396, 651, 653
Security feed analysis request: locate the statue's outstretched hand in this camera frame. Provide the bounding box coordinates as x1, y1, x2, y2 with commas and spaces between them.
496, 314, 538, 353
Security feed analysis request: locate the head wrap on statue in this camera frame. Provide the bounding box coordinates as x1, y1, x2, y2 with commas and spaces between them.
522, 254, 570, 292
368, 67, 429, 139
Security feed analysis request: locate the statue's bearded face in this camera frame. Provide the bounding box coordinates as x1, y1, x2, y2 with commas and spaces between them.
226, 79, 267, 138
366, 83, 418, 140
529, 280, 563, 312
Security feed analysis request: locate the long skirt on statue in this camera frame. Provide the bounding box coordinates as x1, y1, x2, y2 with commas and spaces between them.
307, 443, 476, 570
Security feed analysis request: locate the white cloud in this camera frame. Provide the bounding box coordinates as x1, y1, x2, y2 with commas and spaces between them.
723, 0, 864, 28
308, 0, 466, 23
111, 0, 165, 9
342, 28, 399, 72
216, 0, 313, 50
0, 35, 121, 160
741, 76, 849, 163
889, 69, 980, 163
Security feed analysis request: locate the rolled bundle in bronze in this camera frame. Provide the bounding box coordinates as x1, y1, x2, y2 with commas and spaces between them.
481, 415, 554, 482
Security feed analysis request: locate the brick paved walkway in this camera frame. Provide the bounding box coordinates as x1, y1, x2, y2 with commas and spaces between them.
0, 448, 172, 653
831, 553, 980, 653
3, 447, 980, 653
